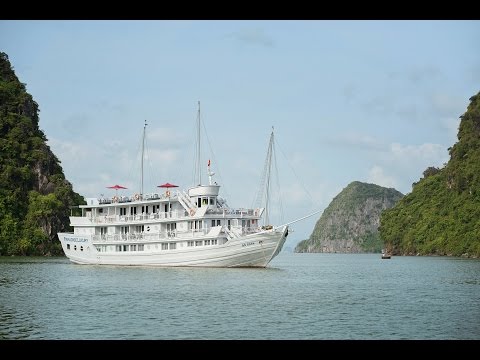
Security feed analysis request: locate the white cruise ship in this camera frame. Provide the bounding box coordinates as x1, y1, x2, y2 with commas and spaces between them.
58, 104, 289, 267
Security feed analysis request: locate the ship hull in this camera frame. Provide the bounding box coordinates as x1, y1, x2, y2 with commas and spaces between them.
58, 226, 288, 268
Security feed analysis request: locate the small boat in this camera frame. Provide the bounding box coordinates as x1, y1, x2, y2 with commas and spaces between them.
381, 249, 392, 259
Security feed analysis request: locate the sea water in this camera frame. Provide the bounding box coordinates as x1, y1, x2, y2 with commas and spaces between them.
0, 253, 478, 339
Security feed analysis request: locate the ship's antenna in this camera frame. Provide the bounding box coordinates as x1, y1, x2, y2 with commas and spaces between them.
141, 119, 147, 195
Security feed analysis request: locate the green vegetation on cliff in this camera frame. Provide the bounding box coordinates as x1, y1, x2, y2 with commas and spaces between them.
379, 92, 480, 258
296, 181, 403, 253
0, 52, 84, 256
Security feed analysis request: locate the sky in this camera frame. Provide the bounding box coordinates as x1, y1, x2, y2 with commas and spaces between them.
1, 20, 479, 250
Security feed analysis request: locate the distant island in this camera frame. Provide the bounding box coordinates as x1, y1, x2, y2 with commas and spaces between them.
380, 91, 480, 258
295, 181, 403, 253
0, 52, 84, 256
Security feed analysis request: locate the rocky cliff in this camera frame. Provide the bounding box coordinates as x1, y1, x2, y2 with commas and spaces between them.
0, 52, 84, 256
295, 181, 403, 253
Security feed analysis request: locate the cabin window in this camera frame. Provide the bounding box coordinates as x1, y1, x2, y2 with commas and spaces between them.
161, 243, 168, 250
187, 241, 194, 247
209, 198, 214, 205
116, 245, 122, 252
213, 239, 217, 245
130, 207, 137, 215
120, 207, 127, 216
202, 198, 208, 205
205, 240, 211, 245
138, 244, 144, 251
211, 220, 216, 227
74, 245, 77, 251
169, 243, 176, 250
67, 244, 70, 250
195, 241, 203, 246
80, 246, 83, 251
123, 245, 128, 252
131, 245, 137, 251
100, 227, 107, 235
98, 208, 103, 214
217, 220, 221, 226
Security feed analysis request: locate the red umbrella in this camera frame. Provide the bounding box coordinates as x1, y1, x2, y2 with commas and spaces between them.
107, 184, 127, 197
157, 182, 178, 188
107, 184, 128, 190
157, 182, 178, 197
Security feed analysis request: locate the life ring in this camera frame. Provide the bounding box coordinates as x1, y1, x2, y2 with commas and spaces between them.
134, 193, 140, 201
189, 208, 195, 216
166, 190, 171, 197
112, 196, 118, 203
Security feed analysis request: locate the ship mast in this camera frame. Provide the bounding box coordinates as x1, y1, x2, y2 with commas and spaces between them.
264, 127, 274, 226
141, 119, 147, 195
195, 101, 201, 186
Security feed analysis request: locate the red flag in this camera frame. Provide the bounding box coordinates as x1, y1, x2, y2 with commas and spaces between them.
208, 159, 211, 166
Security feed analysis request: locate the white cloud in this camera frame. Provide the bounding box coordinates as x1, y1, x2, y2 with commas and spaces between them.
430, 92, 466, 118
330, 132, 386, 151
230, 27, 274, 47
440, 117, 460, 143
367, 165, 397, 188
390, 142, 446, 164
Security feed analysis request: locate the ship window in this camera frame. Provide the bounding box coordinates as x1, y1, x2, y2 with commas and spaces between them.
80, 246, 83, 251
74, 245, 77, 251
195, 241, 203, 246
213, 239, 218, 245
217, 220, 221, 226
169, 243, 176, 250
187, 241, 194, 247
131, 245, 137, 251
202, 198, 208, 205
67, 244, 70, 250
138, 244, 144, 251
123, 245, 128, 252
212, 220, 216, 227
161, 243, 168, 250
209, 198, 214, 205
205, 240, 211, 245
99, 208, 103, 214
120, 207, 127, 216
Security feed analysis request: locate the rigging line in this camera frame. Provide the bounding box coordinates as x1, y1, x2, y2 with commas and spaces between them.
126, 123, 145, 195
275, 136, 316, 208
190, 104, 200, 186
143, 127, 160, 195
201, 112, 231, 202
274, 209, 324, 229
273, 138, 284, 224
252, 130, 271, 209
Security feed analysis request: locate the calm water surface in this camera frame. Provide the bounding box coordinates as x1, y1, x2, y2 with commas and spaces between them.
0, 253, 479, 339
